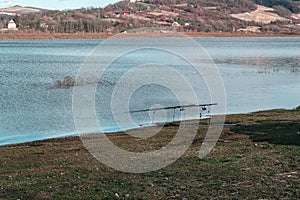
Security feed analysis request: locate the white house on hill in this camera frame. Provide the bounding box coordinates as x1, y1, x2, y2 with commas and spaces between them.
8, 19, 17, 30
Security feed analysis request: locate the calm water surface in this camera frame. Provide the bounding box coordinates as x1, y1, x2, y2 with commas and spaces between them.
0, 37, 299, 145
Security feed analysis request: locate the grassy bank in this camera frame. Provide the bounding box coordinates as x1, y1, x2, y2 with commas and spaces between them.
0, 32, 300, 40
0, 108, 300, 199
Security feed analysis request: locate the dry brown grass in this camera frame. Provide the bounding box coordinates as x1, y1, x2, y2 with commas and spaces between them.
1, 31, 299, 41
231, 5, 288, 24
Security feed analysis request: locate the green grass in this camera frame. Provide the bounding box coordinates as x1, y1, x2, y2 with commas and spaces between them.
0, 108, 300, 199
234, 121, 300, 146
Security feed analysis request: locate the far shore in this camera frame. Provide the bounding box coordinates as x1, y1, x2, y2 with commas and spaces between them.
0, 31, 300, 40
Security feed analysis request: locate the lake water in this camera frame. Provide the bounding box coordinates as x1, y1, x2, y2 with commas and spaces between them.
0, 37, 299, 145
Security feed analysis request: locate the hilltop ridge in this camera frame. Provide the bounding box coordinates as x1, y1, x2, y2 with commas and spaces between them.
0, 5, 50, 15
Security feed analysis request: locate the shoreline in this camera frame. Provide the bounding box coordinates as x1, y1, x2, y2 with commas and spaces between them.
0, 32, 300, 40
1, 107, 299, 148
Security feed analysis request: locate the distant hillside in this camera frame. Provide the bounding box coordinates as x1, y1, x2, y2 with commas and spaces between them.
253, 0, 300, 13
0, 0, 299, 34
0, 5, 49, 15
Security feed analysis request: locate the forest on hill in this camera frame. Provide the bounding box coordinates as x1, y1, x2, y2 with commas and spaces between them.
253, 0, 300, 13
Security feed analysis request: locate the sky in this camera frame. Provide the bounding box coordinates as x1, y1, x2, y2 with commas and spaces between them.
0, 0, 120, 10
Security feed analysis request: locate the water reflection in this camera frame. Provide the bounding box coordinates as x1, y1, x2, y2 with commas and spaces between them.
215, 57, 300, 74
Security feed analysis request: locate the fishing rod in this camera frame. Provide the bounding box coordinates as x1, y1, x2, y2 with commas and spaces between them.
129, 103, 217, 114
129, 103, 217, 122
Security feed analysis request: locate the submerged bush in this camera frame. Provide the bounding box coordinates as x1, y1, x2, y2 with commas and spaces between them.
48, 76, 105, 89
